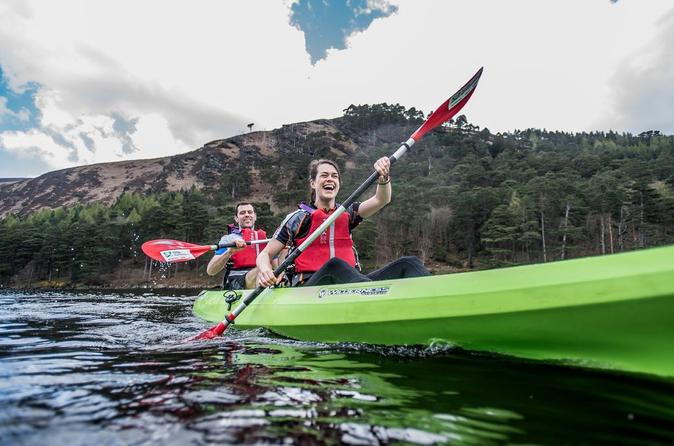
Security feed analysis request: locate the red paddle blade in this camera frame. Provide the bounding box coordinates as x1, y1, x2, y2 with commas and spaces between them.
141, 239, 212, 263
188, 322, 227, 341
411, 67, 483, 142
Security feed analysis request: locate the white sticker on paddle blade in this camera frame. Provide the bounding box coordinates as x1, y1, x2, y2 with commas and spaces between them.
160, 249, 195, 262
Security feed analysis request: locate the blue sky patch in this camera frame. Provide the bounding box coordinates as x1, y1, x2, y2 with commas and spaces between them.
290, 0, 397, 64
0, 65, 41, 132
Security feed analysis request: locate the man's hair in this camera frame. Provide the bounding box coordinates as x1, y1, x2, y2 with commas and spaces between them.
235, 202, 254, 215
308, 159, 341, 203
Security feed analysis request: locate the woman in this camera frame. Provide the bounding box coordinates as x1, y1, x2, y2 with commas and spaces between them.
256, 157, 430, 287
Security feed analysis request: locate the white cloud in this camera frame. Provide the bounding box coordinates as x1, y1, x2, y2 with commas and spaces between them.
0, 101, 193, 169
598, 7, 674, 134
304, 0, 673, 134
1, 130, 74, 166
0, 0, 265, 172
0, 0, 673, 177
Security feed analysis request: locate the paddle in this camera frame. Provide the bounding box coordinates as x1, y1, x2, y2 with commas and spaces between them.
141, 238, 270, 264
191, 67, 484, 341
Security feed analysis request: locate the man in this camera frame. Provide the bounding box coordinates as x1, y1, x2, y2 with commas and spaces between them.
256, 158, 429, 287
207, 202, 267, 290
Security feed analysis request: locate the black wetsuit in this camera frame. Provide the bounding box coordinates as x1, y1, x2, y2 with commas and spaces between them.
303, 256, 430, 287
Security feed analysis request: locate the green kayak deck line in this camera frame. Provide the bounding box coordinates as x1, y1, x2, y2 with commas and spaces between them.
193, 245, 674, 377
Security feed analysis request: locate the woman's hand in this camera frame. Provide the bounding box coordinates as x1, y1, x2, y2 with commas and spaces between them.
257, 266, 281, 288
374, 156, 390, 183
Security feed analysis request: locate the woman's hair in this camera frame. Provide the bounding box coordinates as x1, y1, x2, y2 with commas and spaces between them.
308, 159, 341, 203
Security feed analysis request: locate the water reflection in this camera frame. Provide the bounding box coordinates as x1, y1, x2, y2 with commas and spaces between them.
1, 290, 674, 445
225, 343, 524, 445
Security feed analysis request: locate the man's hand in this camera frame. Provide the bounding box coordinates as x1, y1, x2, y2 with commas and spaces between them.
230, 239, 246, 252
219, 234, 245, 252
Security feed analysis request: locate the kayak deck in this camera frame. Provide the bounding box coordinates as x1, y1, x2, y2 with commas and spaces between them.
193, 245, 674, 377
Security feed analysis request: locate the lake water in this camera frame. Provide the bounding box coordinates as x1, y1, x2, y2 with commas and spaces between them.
1, 290, 673, 445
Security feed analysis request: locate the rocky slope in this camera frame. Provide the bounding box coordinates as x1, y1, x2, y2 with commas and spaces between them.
0, 118, 366, 217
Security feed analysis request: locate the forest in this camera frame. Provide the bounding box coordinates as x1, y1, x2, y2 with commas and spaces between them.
1, 103, 673, 287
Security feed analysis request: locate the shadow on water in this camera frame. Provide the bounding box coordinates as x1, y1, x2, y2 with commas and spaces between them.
1, 290, 674, 445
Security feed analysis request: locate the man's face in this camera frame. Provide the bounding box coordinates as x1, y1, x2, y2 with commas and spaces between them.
235, 204, 256, 229
311, 163, 340, 203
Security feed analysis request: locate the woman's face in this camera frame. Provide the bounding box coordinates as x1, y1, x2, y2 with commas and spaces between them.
311, 162, 340, 203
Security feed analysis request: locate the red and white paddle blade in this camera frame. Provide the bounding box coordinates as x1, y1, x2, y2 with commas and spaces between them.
141, 239, 209, 263
411, 67, 483, 142
187, 322, 228, 342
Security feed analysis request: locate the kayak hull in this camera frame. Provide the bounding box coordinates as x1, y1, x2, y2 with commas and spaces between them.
193, 245, 674, 377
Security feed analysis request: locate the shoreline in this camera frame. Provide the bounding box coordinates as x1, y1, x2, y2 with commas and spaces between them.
0, 284, 212, 295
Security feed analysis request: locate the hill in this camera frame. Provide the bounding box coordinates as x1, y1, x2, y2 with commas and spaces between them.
0, 119, 361, 217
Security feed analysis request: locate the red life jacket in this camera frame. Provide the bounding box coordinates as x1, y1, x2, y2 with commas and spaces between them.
229, 226, 267, 269
294, 206, 356, 273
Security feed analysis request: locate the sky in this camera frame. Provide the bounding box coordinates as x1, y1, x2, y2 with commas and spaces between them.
0, 0, 673, 178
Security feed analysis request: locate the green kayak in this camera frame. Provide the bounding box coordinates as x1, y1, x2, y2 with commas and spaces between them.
193, 245, 674, 377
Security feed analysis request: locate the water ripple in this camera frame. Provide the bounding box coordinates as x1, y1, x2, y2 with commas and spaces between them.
2, 290, 674, 445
